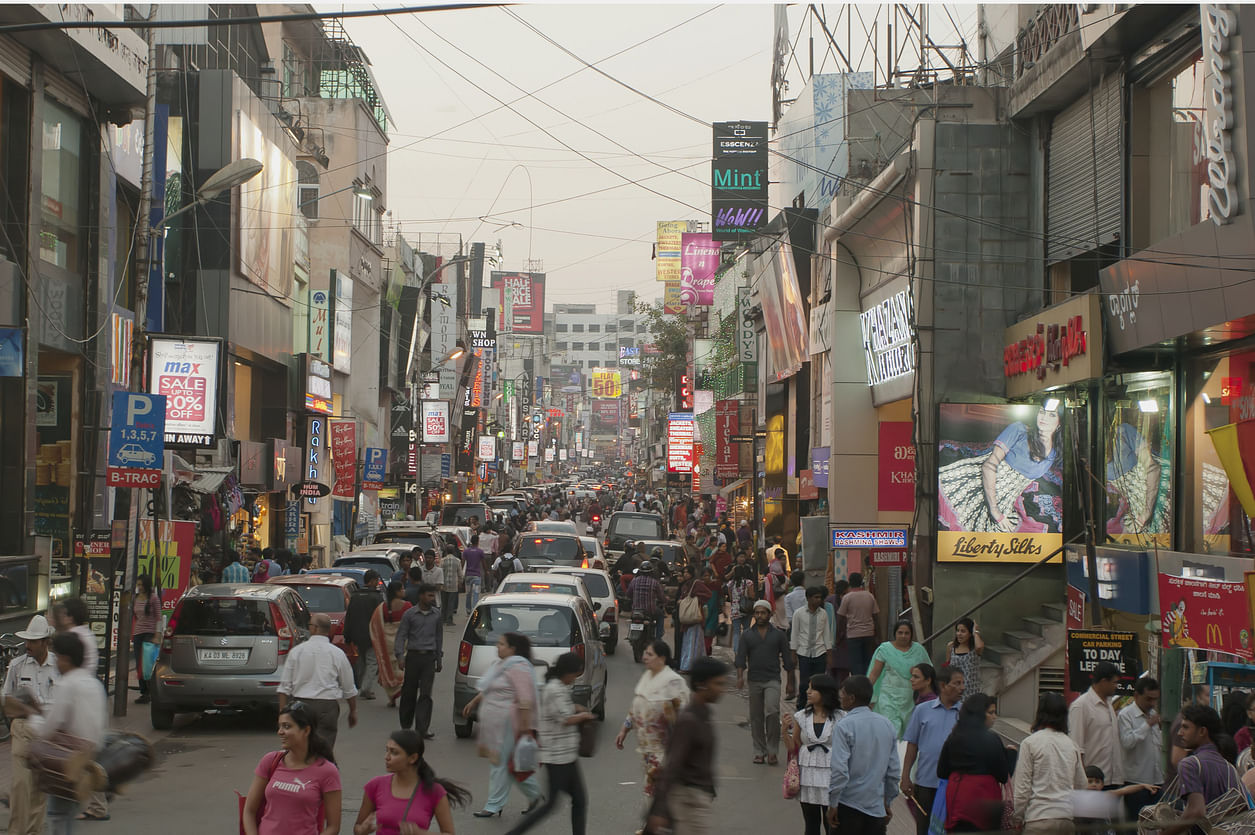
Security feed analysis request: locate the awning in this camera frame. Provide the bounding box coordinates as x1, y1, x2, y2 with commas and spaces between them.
171, 454, 234, 495
719, 478, 750, 498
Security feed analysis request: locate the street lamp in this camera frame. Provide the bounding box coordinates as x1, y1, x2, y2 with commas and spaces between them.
158, 157, 264, 229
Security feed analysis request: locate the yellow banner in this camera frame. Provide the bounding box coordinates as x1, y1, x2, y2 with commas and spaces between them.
937, 531, 1063, 563
656, 221, 685, 282
1207, 423, 1255, 517
590, 370, 621, 399
663, 281, 686, 315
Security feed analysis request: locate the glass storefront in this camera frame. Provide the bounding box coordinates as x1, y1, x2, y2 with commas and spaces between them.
39, 100, 85, 270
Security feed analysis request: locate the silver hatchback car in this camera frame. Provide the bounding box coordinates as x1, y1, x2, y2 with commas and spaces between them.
149, 583, 312, 729
452, 592, 608, 739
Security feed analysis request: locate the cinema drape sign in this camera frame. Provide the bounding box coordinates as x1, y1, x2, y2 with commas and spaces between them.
1003, 292, 1102, 398
712, 121, 768, 241
149, 336, 221, 447
1160, 573, 1253, 660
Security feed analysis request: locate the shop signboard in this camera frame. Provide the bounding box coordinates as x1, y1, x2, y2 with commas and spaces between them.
138, 519, 194, 611
527, 441, 539, 459
663, 281, 686, 316
440, 453, 452, 478
362, 447, 386, 491
421, 401, 450, 444
544, 448, 555, 462
304, 354, 333, 415
738, 286, 757, 363
559, 449, 568, 461
270, 439, 295, 491
74, 531, 112, 669
680, 233, 719, 305
309, 288, 330, 361
285, 500, 300, 550
799, 469, 817, 500
1003, 293, 1102, 399
715, 399, 740, 478
830, 527, 907, 549
1066, 630, 1140, 695
666, 412, 695, 474
590, 369, 622, 399
106, 391, 165, 488
867, 549, 907, 567
1067, 584, 1085, 630
477, 435, 496, 462
860, 279, 914, 405
937, 404, 1064, 563
238, 440, 266, 488
512, 441, 524, 461
330, 420, 356, 501
878, 422, 915, 512
305, 416, 328, 511
332, 270, 353, 374
491, 272, 545, 334
1161, 573, 1254, 660
431, 268, 459, 399
811, 447, 830, 488
711, 121, 769, 241
149, 336, 220, 447
656, 221, 685, 282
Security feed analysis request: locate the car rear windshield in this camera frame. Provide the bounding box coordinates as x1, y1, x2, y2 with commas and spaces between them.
611, 517, 662, 537
290, 585, 347, 613
441, 505, 485, 525
335, 558, 393, 573
373, 532, 434, 549
467, 603, 580, 647
567, 573, 609, 597
173, 598, 274, 636
518, 537, 580, 560
500, 581, 578, 597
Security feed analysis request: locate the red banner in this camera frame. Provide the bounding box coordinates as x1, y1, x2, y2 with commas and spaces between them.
878, 421, 915, 512
799, 469, 817, 500
1159, 573, 1254, 660
715, 399, 739, 478
330, 419, 357, 501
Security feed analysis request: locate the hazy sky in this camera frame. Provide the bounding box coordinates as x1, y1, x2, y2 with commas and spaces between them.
339, 4, 772, 308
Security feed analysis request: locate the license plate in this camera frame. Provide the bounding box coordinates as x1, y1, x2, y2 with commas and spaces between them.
628, 624, 644, 635
197, 649, 249, 665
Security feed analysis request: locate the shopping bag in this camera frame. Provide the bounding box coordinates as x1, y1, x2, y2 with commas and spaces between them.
928, 778, 948, 835
141, 642, 159, 681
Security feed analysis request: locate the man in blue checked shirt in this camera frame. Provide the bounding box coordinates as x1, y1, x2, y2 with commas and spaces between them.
221, 549, 251, 584
828, 675, 900, 835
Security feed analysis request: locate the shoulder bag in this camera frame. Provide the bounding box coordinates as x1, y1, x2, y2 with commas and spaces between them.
781, 752, 800, 799
399, 780, 423, 826
678, 593, 703, 626
237, 751, 285, 835
27, 729, 104, 803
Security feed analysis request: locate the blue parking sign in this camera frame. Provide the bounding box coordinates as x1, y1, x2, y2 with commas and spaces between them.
107, 391, 166, 488
362, 447, 386, 491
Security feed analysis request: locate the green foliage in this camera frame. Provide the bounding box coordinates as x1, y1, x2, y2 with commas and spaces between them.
636, 301, 688, 393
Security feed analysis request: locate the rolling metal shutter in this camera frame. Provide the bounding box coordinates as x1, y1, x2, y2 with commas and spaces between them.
0, 36, 30, 87
1046, 72, 1123, 264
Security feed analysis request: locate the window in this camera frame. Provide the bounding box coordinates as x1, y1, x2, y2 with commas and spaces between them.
589, 324, 600, 333
606, 324, 617, 333
571, 342, 584, 351
556, 323, 568, 332
556, 342, 568, 350
40, 101, 85, 269
297, 161, 319, 219
351, 186, 381, 245
572, 324, 584, 333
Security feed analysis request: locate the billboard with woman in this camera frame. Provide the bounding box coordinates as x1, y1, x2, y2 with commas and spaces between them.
937, 403, 1064, 562
1104, 396, 1172, 546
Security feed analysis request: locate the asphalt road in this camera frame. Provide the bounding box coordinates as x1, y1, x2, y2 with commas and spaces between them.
85, 611, 828, 834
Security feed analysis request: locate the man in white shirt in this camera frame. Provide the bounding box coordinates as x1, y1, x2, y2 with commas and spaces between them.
1118, 676, 1162, 815
278, 613, 358, 753
2, 614, 58, 835
22, 631, 107, 831
789, 587, 834, 711
52, 597, 106, 821
1014, 692, 1088, 833
1068, 661, 1124, 786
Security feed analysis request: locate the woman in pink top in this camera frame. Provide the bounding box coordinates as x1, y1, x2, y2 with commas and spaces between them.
242, 702, 343, 835
132, 573, 160, 704
353, 730, 470, 835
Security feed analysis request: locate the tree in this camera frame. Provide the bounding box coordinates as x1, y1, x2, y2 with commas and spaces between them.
636, 302, 688, 394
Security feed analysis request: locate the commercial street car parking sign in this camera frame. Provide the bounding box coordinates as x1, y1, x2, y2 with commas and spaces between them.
107, 391, 166, 488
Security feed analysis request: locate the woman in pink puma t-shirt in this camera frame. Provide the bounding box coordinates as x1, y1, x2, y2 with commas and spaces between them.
242, 702, 343, 835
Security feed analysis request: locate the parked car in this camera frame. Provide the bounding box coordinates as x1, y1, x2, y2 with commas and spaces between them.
516, 533, 587, 569
527, 520, 579, 536
372, 525, 443, 553
333, 550, 401, 578
604, 511, 665, 559
439, 502, 489, 528
149, 583, 312, 730
494, 572, 595, 611
453, 592, 607, 739
305, 567, 383, 590
578, 536, 607, 567
631, 539, 686, 571
267, 575, 361, 664
548, 566, 618, 654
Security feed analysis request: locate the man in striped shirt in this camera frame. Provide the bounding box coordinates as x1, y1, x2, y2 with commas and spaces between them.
221, 550, 251, 584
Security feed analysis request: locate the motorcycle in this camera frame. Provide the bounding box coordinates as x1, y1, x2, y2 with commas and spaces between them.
588, 513, 601, 536
628, 609, 657, 662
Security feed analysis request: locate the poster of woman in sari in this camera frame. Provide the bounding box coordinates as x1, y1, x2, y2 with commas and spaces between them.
1105, 399, 1173, 544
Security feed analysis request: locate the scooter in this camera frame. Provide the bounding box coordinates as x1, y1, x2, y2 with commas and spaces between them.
628, 609, 657, 662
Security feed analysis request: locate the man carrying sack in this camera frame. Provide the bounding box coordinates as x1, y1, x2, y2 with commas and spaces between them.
2, 615, 58, 835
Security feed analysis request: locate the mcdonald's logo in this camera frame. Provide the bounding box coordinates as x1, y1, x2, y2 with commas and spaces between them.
1206, 622, 1225, 647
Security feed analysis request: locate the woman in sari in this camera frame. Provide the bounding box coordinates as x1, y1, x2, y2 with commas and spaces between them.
868, 619, 931, 737
615, 641, 687, 799
677, 569, 712, 672
369, 580, 412, 707
700, 567, 721, 656
462, 632, 543, 817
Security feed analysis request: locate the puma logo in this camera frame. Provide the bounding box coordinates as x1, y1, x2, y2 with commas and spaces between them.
271, 777, 311, 793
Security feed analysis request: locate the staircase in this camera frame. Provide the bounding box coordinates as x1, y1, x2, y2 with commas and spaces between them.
979, 601, 1067, 724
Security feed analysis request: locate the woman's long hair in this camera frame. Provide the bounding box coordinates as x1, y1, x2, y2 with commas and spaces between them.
955, 693, 995, 733
390, 730, 471, 807
805, 674, 841, 714
912, 663, 940, 698
502, 632, 533, 662
280, 703, 336, 765
545, 651, 584, 682
1026, 407, 1062, 462
954, 617, 975, 650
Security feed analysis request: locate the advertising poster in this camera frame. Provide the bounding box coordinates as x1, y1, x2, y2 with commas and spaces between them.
592, 400, 620, 434
937, 403, 1064, 562
138, 520, 194, 611
421, 401, 450, 444
544, 448, 555, 463
667, 412, 695, 473
236, 111, 296, 297
663, 282, 686, 316
74, 532, 113, 665
527, 440, 539, 458
330, 420, 357, 501
656, 221, 685, 282
490, 272, 545, 334
878, 422, 915, 512
431, 268, 459, 399
715, 399, 740, 479
590, 369, 622, 399
512, 441, 524, 461
332, 270, 353, 373
680, 233, 719, 305
477, 435, 496, 462
759, 240, 809, 383
1066, 630, 1141, 695
1161, 573, 1253, 660
149, 336, 220, 447
1105, 396, 1172, 546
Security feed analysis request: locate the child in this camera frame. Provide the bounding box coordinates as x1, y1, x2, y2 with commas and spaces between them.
1075, 765, 1159, 834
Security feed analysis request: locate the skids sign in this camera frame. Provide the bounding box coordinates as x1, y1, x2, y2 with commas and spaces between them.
1004, 315, 1087, 381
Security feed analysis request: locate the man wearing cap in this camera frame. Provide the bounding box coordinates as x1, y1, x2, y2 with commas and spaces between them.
735, 598, 796, 765
2, 614, 58, 835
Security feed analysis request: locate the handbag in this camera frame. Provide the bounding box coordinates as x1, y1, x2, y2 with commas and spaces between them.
678, 594, 703, 626
140, 642, 160, 681
577, 719, 596, 758
511, 733, 540, 780
237, 751, 285, 835
781, 753, 800, 799
26, 729, 104, 803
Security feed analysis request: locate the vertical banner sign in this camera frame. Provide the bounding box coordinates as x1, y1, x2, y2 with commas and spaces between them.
285, 500, 300, 551
332, 270, 353, 373
389, 391, 413, 483
306, 416, 327, 509
74, 532, 112, 671
477, 435, 496, 462
878, 422, 916, 512
431, 265, 459, 399
1200, 4, 1239, 225
362, 447, 386, 491
421, 401, 450, 444
490, 272, 545, 333
330, 420, 357, 501
309, 288, 330, 361
149, 336, 220, 447
715, 399, 739, 478
1161, 573, 1254, 659
738, 286, 758, 362
512, 441, 525, 461
936, 404, 1064, 562
712, 121, 769, 240
811, 447, 830, 488
1066, 630, 1141, 696
106, 391, 166, 488
138, 519, 195, 610
680, 233, 719, 305
663, 281, 687, 316
656, 222, 686, 283
559, 449, 568, 461
667, 412, 695, 473
527, 440, 539, 458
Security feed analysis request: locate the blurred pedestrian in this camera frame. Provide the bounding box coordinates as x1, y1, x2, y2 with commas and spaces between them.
1012, 693, 1087, 835
352, 730, 470, 835
937, 694, 1015, 832
2, 614, 58, 835
344, 570, 382, 700
616, 641, 687, 800
241, 702, 341, 835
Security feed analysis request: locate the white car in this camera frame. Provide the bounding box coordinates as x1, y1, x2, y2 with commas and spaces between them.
117, 443, 157, 465
494, 572, 595, 612
578, 537, 607, 568
549, 566, 618, 654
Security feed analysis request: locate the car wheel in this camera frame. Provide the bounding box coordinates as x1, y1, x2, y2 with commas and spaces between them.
454, 718, 474, 739
150, 697, 175, 731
